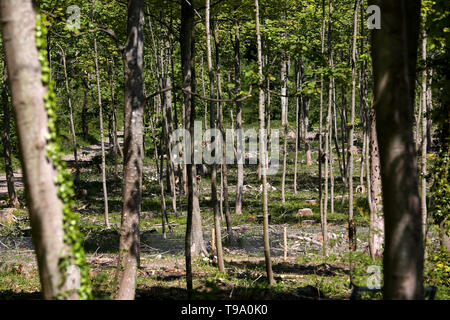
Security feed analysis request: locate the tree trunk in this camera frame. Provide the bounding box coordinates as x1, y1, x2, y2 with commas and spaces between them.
214, 24, 234, 244
348, 0, 359, 252
162, 35, 178, 216
206, 0, 225, 273
293, 61, 300, 194
281, 52, 288, 127
329, 78, 335, 215
1, 69, 18, 207
370, 0, 424, 300
91, 2, 110, 229
109, 58, 122, 178
281, 52, 288, 204
234, 19, 244, 215
369, 107, 383, 258
426, 71, 433, 153
116, 0, 145, 300
180, 0, 206, 296
255, 0, 275, 285
59, 45, 80, 184
319, 0, 326, 257
420, 27, 428, 244
81, 79, 89, 140
1, 0, 72, 298
281, 125, 288, 203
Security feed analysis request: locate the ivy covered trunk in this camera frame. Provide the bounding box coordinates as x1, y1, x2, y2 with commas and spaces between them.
116, 0, 145, 300
1, 0, 91, 300
1, 0, 65, 299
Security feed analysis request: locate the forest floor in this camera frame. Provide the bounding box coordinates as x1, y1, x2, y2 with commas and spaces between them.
0, 128, 448, 300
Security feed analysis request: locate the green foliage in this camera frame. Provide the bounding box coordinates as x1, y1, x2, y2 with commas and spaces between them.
427, 248, 450, 287
430, 150, 449, 234
36, 12, 92, 300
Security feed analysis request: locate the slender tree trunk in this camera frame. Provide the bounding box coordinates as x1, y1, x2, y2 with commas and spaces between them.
116, 0, 145, 300
281, 52, 288, 204
92, 2, 110, 229
370, 0, 424, 300
81, 79, 89, 140
59, 45, 80, 184
181, 0, 206, 296
1, 70, 18, 207
348, 0, 359, 251
281, 52, 289, 128
426, 71, 433, 152
234, 19, 244, 215
319, 0, 326, 256
369, 107, 383, 258
162, 36, 178, 216
329, 78, 335, 215
293, 61, 300, 194
109, 58, 121, 178
420, 27, 428, 244
206, 0, 225, 273
255, 0, 275, 285
200, 56, 209, 176
304, 66, 312, 167
214, 25, 234, 244
333, 89, 345, 188
154, 131, 169, 239
281, 125, 288, 203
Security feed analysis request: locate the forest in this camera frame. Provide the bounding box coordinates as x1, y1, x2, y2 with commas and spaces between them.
0, 0, 448, 302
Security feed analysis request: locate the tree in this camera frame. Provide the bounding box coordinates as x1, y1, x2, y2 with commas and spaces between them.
255, 0, 275, 286
1, 0, 87, 299
116, 0, 145, 300
348, 0, 359, 252
57, 44, 80, 184
1, 67, 18, 207
370, 0, 424, 299
234, 18, 244, 215
181, 0, 207, 296
205, 0, 225, 272
91, 0, 110, 228
368, 106, 383, 258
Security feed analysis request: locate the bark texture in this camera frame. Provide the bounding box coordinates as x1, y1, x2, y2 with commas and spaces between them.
370, 0, 424, 300
116, 0, 145, 300
1, 0, 65, 299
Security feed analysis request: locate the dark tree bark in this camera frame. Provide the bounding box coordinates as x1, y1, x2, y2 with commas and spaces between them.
370, 0, 424, 300
81, 78, 89, 140
109, 58, 122, 178
116, 0, 145, 300
181, 0, 206, 296
1, 69, 18, 207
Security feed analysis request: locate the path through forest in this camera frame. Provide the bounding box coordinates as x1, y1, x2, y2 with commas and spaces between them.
0, 131, 124, 198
